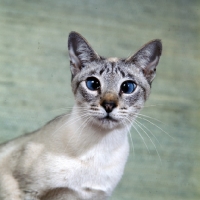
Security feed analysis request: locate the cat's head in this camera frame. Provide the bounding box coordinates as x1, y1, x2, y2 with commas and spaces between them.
68, 32, 162, 130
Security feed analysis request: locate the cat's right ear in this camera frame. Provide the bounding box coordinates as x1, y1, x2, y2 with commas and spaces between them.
68, 32, 100, 78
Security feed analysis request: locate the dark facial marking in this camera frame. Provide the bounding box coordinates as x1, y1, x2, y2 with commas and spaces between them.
118, 67, 125, 77
99, 69, 104, 75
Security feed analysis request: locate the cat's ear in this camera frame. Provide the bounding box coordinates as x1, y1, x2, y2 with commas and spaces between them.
68, 31, 100, 78
126, 40, 162, 83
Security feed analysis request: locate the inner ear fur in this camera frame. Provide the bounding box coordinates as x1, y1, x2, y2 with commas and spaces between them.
126, 40, 162, 83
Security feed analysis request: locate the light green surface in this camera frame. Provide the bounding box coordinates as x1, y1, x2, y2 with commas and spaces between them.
0, 0, 199, 199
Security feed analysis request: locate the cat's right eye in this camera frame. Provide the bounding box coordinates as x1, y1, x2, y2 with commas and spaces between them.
86, 77, 100, 91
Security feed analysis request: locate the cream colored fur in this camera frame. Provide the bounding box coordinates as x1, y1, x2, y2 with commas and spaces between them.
0, 105, 129, 200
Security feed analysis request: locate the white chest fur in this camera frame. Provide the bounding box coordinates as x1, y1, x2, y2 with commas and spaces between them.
43, 144, 128, 199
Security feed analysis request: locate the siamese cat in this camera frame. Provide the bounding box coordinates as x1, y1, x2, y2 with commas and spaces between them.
0, 31, 162, 200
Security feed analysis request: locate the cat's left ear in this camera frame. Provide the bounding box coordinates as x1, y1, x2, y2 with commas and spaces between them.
126, 40, 162, 83
68, 31, 100, 78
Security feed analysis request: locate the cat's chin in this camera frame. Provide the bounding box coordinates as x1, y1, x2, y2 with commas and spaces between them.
92, 116, 123, 130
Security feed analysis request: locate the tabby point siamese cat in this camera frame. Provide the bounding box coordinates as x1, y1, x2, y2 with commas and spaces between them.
0, 31, 162, 200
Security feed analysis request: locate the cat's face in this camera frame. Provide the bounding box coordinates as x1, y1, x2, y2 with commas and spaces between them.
68, 32, 162, 130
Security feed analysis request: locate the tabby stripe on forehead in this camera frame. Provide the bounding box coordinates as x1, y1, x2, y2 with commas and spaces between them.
111, 64, 114, 73
99, 69, 104, 75
117, 67, 125, 77
99, 63, 108, 75
106, 67, 110, 73
114, 66, 118, 74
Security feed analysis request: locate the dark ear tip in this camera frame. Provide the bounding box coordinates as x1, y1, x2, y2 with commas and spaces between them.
68, 31, 88, 48
151, 39, 162, 56
68, 31, 80, 40
69, 31, 79, 36
68, 31, 83, 49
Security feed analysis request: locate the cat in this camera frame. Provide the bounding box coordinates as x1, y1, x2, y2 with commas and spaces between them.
0, 31, 162, 200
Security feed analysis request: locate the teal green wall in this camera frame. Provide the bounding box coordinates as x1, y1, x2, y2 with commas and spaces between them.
0, 0, 199, 199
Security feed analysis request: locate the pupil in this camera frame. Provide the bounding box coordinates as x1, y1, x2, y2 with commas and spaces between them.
123, 83, 129, 92
93, 80, 98, 88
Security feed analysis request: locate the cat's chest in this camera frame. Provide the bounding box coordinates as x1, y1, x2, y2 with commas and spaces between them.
36, 148, 126, 199
45, 147, 125, 185
45, 155, 109, 196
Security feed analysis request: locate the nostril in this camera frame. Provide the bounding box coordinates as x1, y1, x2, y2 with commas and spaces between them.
102, 101, 117, 113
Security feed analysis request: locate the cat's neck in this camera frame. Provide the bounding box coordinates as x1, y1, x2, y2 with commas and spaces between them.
51, 104, 130, 157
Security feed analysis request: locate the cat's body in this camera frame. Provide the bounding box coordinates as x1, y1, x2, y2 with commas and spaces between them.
0, 111, 129, 200
0, 32, 162, 200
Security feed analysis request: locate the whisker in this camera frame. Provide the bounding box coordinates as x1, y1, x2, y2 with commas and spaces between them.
136, 113, 165, 124
52, 106, 86, 113
142, 104, 163, 108
80, 117, 92, 136
49, 109, 88, 121
136, 116, 174, 139
64, 113, 90, 126
125, 117, 150, 153
135, 119, 161, 147
71, 116, 92, 146
134, 120, 162, 163
63, 116, 91, 152
53, 113, 89, 135
75, 116, 91, 135
122, 121, 134, 153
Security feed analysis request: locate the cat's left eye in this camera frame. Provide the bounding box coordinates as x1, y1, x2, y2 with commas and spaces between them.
86, 77, 100, 91
120, 81, 136, 94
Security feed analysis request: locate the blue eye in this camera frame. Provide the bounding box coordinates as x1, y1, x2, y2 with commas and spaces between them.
121, 81, 136, 94
86, 77, 100, 91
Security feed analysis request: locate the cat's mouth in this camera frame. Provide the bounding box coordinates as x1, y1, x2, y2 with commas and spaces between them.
99, 114, 118, 123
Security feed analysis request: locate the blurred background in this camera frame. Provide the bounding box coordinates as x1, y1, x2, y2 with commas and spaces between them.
0, 0, 199, 199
